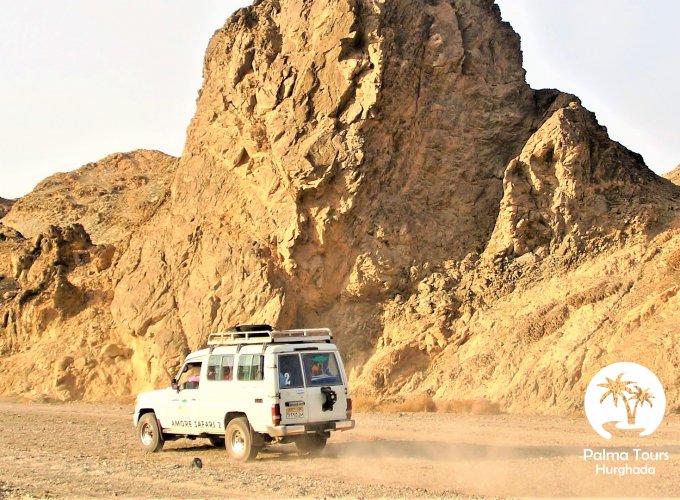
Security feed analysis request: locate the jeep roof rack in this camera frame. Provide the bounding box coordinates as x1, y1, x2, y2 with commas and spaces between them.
207, 327, 332, 347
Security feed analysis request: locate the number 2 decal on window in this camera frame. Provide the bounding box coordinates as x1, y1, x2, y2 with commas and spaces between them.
284, 373, 291, 386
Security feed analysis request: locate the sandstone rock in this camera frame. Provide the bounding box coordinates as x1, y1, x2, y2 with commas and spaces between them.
662, 164, 680, 185
2, 150, 178, 244
92, 244, 116, 272
99, 343, 132, 359
0, 225, 131, 400
0, 198, 14, 219
109, 0, 570, 389
3, 0, 680, 413
483, 101, 678, 262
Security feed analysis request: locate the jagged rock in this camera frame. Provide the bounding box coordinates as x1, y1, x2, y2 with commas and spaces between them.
483, 101, 679, 261
3, 0, 680, 412
3, 150, 178, 244
110, 0, 570, 388
52, 269, 85, 318
0, 198, 14, 219
99, 343, 133, 360
663, 164, 680, 185
92, 244, 116, 272
0, 225, 129, 400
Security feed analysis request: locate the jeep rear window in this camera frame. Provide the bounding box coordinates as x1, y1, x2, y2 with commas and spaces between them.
278, 354, 304, 389
301, 352, 342, 387
237, 354, 264, 381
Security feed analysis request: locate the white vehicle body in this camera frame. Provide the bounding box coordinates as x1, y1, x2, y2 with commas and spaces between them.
133, 326, 354, 459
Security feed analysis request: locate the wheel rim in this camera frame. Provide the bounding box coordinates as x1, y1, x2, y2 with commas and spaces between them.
141, 422, 154, 446
230, 429, 245, 454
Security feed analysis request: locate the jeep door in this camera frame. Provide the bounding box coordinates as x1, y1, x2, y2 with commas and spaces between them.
234, 353, 268, 429
195, 354, 235, 434
277, 353, 309, 424
301, 351, 348, 423
166, 360, 203, 434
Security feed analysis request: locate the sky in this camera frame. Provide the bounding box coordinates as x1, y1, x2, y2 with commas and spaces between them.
1, 0, 679, 200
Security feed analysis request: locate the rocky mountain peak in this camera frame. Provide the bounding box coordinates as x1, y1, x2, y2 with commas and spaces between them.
2, 0, 680, 412
3, 150, 178, 244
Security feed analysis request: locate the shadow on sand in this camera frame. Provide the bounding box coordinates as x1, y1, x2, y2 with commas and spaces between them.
162, 438, 680, 463
325, 440, 680, 462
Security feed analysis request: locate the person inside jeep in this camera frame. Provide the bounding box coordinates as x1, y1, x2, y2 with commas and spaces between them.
178, 363, 202, 390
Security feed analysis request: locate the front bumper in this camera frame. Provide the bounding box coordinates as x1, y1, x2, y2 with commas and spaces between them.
266, 419, 355, 437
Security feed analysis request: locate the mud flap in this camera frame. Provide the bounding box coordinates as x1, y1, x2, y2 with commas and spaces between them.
251, 428, 265, 447
157, 417, 165, 441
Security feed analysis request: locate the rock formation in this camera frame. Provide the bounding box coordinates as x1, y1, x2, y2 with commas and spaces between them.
0, 150, 176, 401
0, 198, 14, 219
2, 0, 680, 412
663, 164, 680, 185
0, 223, 131, 401
3, 150, 178, 244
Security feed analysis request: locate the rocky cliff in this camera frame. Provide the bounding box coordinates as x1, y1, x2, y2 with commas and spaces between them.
4, 150, 178, 244
0, 149, 177, 400
2, 0, 680, 412
663, 164, 680, 185
0, 198, 14, 219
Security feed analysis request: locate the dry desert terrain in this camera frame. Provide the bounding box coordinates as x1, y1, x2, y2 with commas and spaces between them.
2, 401, 680, 499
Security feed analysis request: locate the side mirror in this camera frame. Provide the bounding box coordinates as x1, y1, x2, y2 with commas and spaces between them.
171, 379, 179, 392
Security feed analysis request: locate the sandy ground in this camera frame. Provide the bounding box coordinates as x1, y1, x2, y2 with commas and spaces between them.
1, 401, 680, 499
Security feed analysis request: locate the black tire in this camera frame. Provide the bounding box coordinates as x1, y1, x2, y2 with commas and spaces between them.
137, 413, 164, 452
295, 434, 327, 453
225, 417, 260, 462
208, 436, 225, 447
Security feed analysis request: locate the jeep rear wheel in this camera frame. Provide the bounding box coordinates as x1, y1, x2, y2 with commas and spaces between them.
137, 413, 164, 452
225, 417, 260, 462
295, 433, 327, 453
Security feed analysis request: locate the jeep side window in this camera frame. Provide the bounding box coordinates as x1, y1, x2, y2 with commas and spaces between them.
237, 354, 264, 381
301, 352, 341, 387
278, 354, 304, 389
207, 357, 219, 380
178, 362, 202, 390
207, 355, 234, 381
222, 355, 234, 381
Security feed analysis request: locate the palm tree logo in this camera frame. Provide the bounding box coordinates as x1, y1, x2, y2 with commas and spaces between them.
629, 385, 655, 422
585, 362, 666, 439
597, 372, 655, 426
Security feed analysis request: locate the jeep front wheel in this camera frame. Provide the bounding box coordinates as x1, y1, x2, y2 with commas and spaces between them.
137, 413, 164, 452
225, 417, 259, 462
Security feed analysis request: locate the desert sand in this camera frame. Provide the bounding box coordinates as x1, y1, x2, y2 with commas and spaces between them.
2, 401, 680, 499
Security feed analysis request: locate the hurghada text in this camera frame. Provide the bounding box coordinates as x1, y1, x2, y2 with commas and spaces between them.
583, 449, 669, 476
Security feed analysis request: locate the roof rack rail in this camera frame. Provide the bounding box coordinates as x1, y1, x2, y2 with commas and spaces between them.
207, 328, 332, 347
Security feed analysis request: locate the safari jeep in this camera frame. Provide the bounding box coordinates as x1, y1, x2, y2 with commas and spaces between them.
133, 325, 354, 461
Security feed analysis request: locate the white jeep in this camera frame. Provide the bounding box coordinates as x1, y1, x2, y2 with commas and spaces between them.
133, 325, 355, 461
